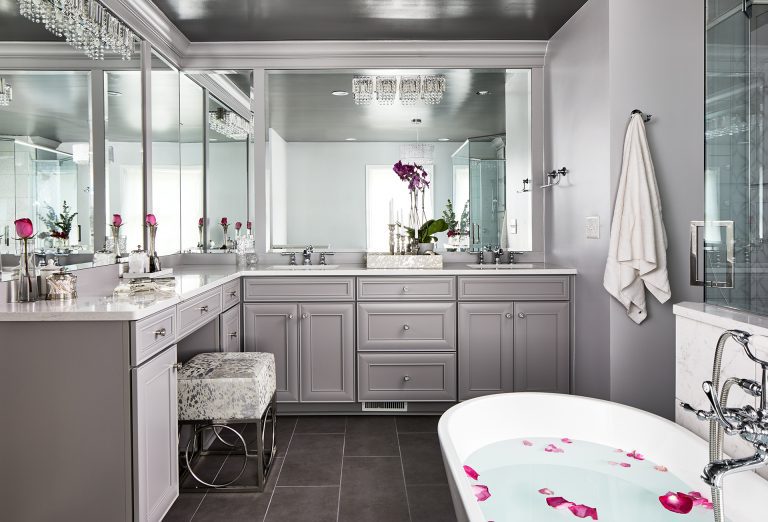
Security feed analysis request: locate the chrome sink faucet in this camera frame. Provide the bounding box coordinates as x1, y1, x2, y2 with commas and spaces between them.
493, 247, 504, 265
302, 245, 314, 265
681, 329, 768, 521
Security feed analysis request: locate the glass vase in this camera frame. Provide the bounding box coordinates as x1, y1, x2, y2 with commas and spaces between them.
408, 190, 422, 254
220, 224, 229, 249
110, 226, 123, 257
197, 226, 204, 250
17, 239, 38, 302
148, 225, 161, 273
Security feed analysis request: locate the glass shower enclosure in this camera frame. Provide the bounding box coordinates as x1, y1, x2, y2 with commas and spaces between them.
452, 134, 507, 251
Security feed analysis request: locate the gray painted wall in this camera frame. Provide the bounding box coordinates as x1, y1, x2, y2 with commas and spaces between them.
545, 0, 704, 417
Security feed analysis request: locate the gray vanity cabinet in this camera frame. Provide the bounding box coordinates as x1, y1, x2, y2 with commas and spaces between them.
221, 304, 242, 353
132, 345, 179, 522
299, 303, 355, 402
458, 302, 515, 400
243, 303, 300, 402
513, 301, 570, 394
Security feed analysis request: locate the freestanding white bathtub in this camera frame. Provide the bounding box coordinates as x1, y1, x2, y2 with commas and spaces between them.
439, 393, 768, 522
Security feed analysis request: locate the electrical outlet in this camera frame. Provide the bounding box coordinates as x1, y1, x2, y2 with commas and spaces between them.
585, 216, 600, 239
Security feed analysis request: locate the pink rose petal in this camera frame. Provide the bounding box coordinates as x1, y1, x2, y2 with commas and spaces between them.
546, 497, 574, 510
522, 440, 533, 447
472, 484, 491, 502
569, 504, 599, 520
545, 443, 564, 453
463, 465, 479, 480
659, 492, 694, 514
687, 492, 710, 507
608, 461, 631, 468
654, 465, 668, 472
538, 488, 554, 496
614, 448, 624, 453
702, 501, 713, 510
626, 450, 645, 461
561, 438, 573, 444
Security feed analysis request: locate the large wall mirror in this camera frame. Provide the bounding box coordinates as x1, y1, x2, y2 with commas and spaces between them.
267, 68, 533, 252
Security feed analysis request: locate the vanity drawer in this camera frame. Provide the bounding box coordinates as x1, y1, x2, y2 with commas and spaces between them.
357, 277, 455, 301
358, 302, 456, 352
132, 307, 177, 366
177, 287, 223, 337
458, 276, 570, 301
243, 277, 355, 302
221, 304, 241, 353
222, 279, 241, 310
358, 353, 457, 402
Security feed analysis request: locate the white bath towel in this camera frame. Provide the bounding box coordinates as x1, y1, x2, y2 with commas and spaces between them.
603, 113, 670, 324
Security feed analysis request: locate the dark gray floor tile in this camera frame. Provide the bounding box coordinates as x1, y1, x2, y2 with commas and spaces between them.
191, 458, 284, 521
338, 456, 410, 522
407, 484, 457, 522
278, 433, 344, 486
294, 415, 346, 434
180, 455, 228, 489
396, 415, 440, 433
344, 416, 399, 457
264, 486, 339, 522
398, 433, 448, 485
162, 492, 205, 521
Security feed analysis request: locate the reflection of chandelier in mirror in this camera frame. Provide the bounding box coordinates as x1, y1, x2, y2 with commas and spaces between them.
353, 75, 446, 106
208, 108, 252, 140
0, 78, 11, 106
18, 0, 136, 60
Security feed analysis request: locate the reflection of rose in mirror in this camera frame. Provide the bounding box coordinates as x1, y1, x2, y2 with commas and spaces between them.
14, 218, 34, 239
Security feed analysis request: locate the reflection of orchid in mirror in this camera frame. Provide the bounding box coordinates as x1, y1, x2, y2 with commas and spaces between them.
393, 160, 430, 192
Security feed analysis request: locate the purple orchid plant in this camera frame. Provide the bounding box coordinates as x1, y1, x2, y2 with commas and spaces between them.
393, 161, 430, 192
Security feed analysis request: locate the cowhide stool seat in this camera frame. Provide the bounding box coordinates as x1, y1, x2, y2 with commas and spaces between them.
177, 352, 277, 492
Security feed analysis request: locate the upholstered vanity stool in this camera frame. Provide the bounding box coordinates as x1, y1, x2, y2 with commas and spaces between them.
177, 352, 277, 491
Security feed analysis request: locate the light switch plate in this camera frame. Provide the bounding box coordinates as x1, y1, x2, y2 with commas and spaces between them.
585, 216, 600, 239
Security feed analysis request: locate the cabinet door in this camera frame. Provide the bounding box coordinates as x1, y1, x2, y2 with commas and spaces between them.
513, 302, 570, 394
458, 302, 514, 400
243, 304, 299, 402
299, 303, 355, 402
133, 345, 178, 522
220, 304, 241, 353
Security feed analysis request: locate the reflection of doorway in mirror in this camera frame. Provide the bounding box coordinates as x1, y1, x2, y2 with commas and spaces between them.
366, 165, 434, 252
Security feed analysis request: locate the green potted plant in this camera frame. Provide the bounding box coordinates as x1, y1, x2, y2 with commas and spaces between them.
406, 218, 449, 254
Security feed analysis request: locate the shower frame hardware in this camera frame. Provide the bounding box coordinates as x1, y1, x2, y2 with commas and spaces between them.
631, 109, 652, 123
690, 220, 735, 288
541, 167, 567, 189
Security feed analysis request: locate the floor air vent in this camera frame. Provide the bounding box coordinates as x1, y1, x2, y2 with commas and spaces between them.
362, 401, 408, 412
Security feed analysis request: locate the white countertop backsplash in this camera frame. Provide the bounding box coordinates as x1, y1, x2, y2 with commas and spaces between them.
0, 263, 576, 321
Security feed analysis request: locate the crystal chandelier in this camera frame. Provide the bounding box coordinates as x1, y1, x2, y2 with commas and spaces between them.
0, 78, 11, 107
18, 0, 136, 60
352, 75, 446, 106
209, 108, 252, 141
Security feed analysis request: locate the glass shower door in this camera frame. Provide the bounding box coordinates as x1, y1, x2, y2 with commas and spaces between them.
467, 135, 506, 251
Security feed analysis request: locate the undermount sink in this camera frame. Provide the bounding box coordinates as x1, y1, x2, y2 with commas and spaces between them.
466, 263, 537, 269
268, 264, 339, 270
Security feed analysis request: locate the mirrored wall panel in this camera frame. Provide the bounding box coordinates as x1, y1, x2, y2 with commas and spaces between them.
0, 71, 94, 256
267, 68, 532, 252
179, 75, 204, 252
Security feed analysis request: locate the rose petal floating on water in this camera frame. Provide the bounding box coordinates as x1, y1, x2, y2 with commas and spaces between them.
545, 443, 564, 453
472, 484, 491, 502
654, 465, 668, 472
463, 465, 479, 480
687, 492, 711, 507
569, 504, 599, 520
620, 463, 631, 468
702, 501, 714, 510
658, 492, 694, 514
562, 438, 573, 444
538, 488, 555, 496
522, 440, 533, 447
626, 450, 645, 461
546, 497, 574, 510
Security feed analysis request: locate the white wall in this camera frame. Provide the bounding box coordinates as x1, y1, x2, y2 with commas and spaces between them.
269, 129, 288, 245
545, 0, 704, 417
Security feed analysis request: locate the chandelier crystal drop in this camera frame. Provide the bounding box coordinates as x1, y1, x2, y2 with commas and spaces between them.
208, 108, 252, 141
18, 0, 136, 60
0, 78, 12, 107
352, 74, 446, 106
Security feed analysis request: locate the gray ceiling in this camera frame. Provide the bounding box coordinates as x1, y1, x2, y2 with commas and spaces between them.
151, 0, 587, 41
268, 69, 508, 142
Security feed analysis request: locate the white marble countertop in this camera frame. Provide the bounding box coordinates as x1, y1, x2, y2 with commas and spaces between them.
673, 301, 768, 337
0, 263, 576, 322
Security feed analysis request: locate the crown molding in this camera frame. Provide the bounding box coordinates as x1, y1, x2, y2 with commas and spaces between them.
182, 40, 548, 69
0, 42, 141, 69
190, 73, 252, 121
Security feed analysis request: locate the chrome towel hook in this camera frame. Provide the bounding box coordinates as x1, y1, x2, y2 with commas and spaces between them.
541, 167, 568, 189
631, 109, 652, 123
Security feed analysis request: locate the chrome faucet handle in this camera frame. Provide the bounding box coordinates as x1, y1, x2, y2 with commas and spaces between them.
703, 381, 738, 432
319, 252, 335, 265
508, 251, 525, 264
477, 250, 485, 265
680, 401, 717, 421
281, 252, 298, 265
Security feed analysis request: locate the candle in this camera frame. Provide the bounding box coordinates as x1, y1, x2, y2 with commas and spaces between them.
389, 199, 394, 224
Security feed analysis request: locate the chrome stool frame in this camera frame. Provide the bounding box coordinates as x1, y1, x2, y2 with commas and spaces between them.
179, 392, 277, 492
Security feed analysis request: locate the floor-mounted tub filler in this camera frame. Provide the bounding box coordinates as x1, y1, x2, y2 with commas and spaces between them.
439, 393, 768, 522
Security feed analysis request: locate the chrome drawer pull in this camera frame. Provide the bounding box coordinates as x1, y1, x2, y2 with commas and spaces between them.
403, 375, 411, 382
229, 332, 238, 338
172, 362, 183, 372
229, 291, 237, 297
403, 286, 409, 292
154, 327, 167, 337
505, 313, 512, 319
199, 305, 209, 313
288, 313, 294, 319
518, 312, 526, 319
302, 313, 309, 319
403, 324, 410, 331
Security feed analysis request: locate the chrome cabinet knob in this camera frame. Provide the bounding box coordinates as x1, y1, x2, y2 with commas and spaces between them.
403, 324, 410, 331
403, 286, 409, 292
229, 291, 237, 297
154, 327, 167, 337
403, 375, 411, 382
199, 305, 209, 313
518, 312, 526, 319
229, 332, 238, 338
505, 313, 512, 319
302, 313, 309, 319
172, 362, 183, 372
288, 313, 294, 319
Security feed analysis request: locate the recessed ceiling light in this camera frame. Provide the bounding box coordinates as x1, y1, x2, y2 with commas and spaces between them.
107, 90, 122, 97
411, 118, 422, 125
437, 138, 450, 142
345, 138, 357, 141
476, 90, 491, 96
331, 90, 349, 96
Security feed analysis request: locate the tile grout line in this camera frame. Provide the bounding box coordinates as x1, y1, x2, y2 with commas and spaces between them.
395, 418, 414, 522
336, 416, 347, 522
262, 417, 298, 522
189, 429, 234, 521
